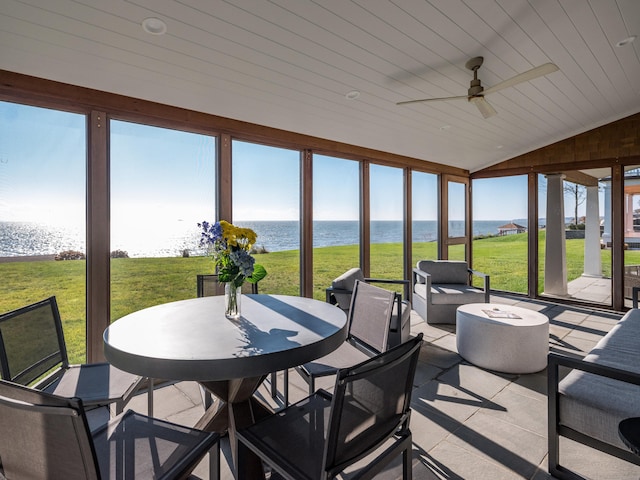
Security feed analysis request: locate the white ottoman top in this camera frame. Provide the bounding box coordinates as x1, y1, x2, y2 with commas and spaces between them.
457, 303, 548, 327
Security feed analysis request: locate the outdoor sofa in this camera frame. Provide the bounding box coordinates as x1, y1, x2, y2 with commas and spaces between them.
548, 288, 640, 479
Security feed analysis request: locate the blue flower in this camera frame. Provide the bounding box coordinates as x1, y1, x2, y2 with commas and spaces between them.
230, 249, 255, 277
198, 221, 223, 247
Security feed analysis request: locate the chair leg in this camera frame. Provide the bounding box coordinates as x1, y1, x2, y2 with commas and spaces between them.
283, 369, 289, 407
270, 371, 278, 399
209, 439, 220, 480
309, 376, 315, 396
147, 377, 154, 417
403, 445, 412, 480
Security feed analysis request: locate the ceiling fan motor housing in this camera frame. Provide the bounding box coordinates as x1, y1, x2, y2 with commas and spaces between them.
468, 78, 484, 98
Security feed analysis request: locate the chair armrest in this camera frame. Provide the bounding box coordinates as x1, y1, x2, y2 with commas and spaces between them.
469, 269, 490, 294
412, 268, 432, 304
548, 352, 640, 388
412, 268, 431, 284
633, 286, 640, 309
365, 278, 409, 286
325, 286, 353, 305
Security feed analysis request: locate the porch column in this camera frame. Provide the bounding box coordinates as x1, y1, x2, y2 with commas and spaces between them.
626, 193, 634, 236
545, 174, 567, 296
583, 185, 602, 277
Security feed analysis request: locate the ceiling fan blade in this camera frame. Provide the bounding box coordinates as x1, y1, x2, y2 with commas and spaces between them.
396, 95, 468, 105
470, 96, 497, 118
483, 63, 559, 96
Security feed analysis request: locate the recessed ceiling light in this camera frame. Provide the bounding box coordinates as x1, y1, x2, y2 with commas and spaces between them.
616, 35, 636, 47
439, 125, 451, 131
496, 145, 503, 149
345, 90, 360, 100
142, 17, 167, 35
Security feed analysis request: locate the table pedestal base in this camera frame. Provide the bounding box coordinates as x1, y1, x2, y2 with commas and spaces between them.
194, 376, 272, 478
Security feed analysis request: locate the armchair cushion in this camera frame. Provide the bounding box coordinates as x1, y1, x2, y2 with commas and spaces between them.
413, 283, 487, 305
331, 267, 365, 310
416, 260, 469, 284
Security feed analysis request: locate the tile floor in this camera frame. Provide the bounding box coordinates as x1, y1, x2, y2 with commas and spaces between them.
122, 294, 640, 479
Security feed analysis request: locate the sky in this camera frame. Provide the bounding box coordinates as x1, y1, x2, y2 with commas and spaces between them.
0, 100, 607, 230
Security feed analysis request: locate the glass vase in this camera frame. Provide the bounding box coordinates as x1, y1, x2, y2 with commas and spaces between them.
224, 283, 242, 320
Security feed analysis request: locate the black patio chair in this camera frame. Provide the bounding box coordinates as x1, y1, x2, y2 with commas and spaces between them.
294, 279, 396, 395
0, 296, 150, 416
0, 378, 220, 480
236, 333, 423, 479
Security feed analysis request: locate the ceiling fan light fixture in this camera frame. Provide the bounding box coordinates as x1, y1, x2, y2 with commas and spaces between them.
142, 17, 167, 35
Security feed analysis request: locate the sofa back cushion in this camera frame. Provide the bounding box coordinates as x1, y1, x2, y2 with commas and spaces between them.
416, 260, 469, 284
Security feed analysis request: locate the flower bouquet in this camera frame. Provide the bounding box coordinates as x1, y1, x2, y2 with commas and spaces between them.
198, 220, 267, 318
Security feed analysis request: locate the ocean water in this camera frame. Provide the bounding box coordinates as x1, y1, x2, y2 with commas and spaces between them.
0, 220, 518, 258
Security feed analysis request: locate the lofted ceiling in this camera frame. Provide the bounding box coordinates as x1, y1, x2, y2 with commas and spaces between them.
1, 0, 639, 172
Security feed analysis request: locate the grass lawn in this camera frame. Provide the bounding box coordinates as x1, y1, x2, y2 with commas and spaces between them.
1, 232, 637, 364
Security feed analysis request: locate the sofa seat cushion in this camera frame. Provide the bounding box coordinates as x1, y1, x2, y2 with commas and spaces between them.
559, 310, 640, 450
414, 283, 486, 305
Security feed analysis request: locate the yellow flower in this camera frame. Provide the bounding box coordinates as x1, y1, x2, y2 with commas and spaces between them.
219, 220, 256, 251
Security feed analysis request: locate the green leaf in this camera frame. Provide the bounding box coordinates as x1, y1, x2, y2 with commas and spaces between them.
247, 264, 267, 283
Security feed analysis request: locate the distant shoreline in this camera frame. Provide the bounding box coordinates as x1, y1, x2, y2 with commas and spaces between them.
0, 255, 56, 263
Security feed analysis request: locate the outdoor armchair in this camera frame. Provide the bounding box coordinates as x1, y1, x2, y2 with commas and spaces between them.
0, 378, 220, 480
412, 260, 490, 324
236, 333, 423, 480
0, 296, 150, 416
326, 267, 411, 348
296, 279, 396, 395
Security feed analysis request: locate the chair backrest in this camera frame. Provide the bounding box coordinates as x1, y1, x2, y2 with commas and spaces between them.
417, 260, 469, 284
0, 379, 100, 479
0, 296, 69, 388
323, 333, 423, 477
348, 280, 395, 353
196, 273, 258, 297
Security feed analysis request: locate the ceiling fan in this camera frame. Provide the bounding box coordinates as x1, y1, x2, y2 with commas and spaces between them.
396, 57, 559, 118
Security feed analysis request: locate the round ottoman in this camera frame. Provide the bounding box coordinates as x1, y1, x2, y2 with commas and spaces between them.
456, 303, 549, 374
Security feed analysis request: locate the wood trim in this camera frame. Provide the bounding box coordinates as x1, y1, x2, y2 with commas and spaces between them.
360, 162, 370, 276
527, 173, 539, 298
0, 70, 467, 177
217, 134, 232, 222
404, 168, 412, 298
472, 113, 640, 178
612, 165, 624, 310
438, 175, 447, 259
442, 174, 470, 260
86, 111, 109, 363
300, 150, 313, 298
